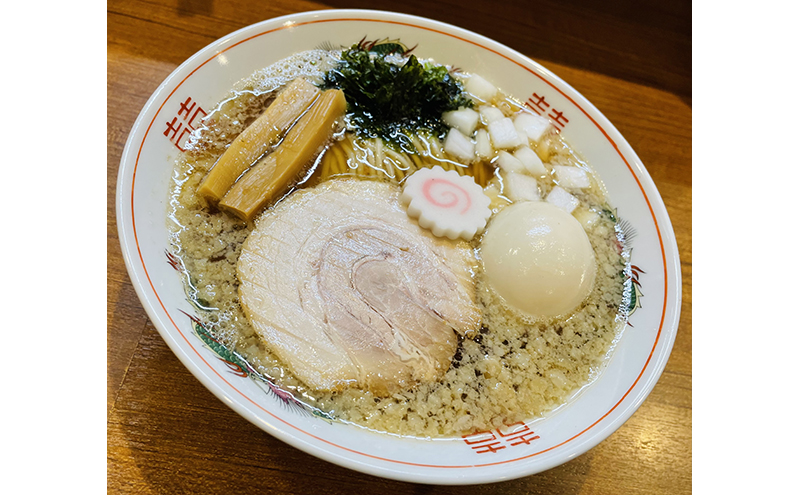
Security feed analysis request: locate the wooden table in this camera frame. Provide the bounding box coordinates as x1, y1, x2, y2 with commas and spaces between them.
108, 1, 691, 492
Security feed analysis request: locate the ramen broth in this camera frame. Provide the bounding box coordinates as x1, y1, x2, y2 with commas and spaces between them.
167, 48, 631, 437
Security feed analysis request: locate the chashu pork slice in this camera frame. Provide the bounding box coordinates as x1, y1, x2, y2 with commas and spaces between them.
237, 179, 481, 396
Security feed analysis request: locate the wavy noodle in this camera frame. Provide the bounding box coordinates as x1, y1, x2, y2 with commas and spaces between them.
331, 139, 348, 175
409, 134, 428, 155
385, 148, 412, 172
339, 134, 356, 175
374, 138, 385, 172
409, 152, 425, 170
316, 132, 493, 186
427, 135, 444, 158
473, 158, 484, 185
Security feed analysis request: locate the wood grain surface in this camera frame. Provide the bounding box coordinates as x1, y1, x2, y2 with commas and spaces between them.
107, 1, 691, 492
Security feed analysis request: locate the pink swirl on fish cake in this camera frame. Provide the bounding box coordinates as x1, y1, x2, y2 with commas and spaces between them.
421, 178, 472, 214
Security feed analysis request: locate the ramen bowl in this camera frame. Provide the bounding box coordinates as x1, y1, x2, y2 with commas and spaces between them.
116, 9, 681, 485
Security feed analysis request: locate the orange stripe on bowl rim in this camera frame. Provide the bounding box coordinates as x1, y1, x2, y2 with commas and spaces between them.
128, 16, 671, 470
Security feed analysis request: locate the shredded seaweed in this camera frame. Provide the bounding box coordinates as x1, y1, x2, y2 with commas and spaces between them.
322, 43, 473, 145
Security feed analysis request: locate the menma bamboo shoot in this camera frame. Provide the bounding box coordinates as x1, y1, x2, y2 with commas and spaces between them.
218, 89, 347, 222
196, 77, 321, 204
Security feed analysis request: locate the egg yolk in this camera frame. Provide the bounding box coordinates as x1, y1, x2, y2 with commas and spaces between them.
481, 201, 597, 318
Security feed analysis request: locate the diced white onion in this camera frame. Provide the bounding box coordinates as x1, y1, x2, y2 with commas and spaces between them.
479, 105, 505, 124
487, 118, 522, 149
444, 127, 475, 162
443, 107, 480, 136
553, 165, 591, 189
517, 128, 529, 146
465, 74, 498, 102
475, 129, 493, 159
546, 186, 579, 213
514, 112, 550, 143
513, 146, 547, 177
503, 172, 541, 202
495, 151, 525, 174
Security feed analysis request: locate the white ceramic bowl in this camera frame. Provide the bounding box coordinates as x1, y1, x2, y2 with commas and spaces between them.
116, 9, 681, 485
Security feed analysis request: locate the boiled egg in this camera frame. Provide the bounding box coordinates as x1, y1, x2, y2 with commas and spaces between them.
481, 201, 596, 318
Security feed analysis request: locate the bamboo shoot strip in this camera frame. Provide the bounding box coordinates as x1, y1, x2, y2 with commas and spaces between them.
219, 89, 347, 222
197, 78, 321, 204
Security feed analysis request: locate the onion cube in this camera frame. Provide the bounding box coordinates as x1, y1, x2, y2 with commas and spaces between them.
443, 107, 480, 136
546, 186, 579, 213
479, 105, 505, 124
513, 146, 547, 177
444, 127, 475, 162
514, 112, 550, 142
475, 129, 493, 159
553, 165, 591, 189
503, 172, 541, 202
496, 151, 525, 174
465, 74, 498, 101
488, 118, 522, 149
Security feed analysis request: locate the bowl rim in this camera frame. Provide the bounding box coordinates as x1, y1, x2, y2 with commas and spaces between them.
116, 8, 682, 485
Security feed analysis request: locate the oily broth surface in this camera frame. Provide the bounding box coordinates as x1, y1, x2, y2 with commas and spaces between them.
167, 49, 629, 437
